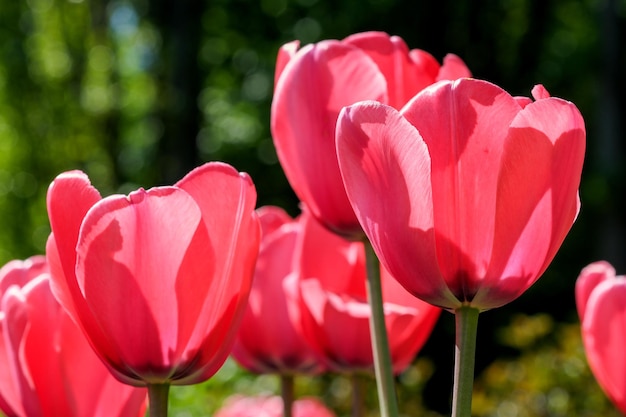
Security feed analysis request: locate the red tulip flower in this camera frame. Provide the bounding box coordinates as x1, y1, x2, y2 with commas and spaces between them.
295, 209, 441, 373
45, 162, 261, 388
576, 261, 626, 414
214, 395, 336, 417
272, 31, 471, 238
0, 256, 147, 417
231, 206, 325, 374
336, 79, 585, 311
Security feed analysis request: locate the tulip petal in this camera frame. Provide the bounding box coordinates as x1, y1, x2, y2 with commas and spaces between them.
436, 53, 472, 81
20, 276, 74, 415
215, 395, 336, 417
46, 171, 101, 323
0, 257, 47, 294
57, 310, 147, 417
297, 210, 365, 296
76, 186, 213, 380
0, 263, 147, 416
582, 278, 626, 414
386, 306, 439, 373
274, 40, 300, 87
0, 286, 36, 416
479, 97, 585, 307
47, 236, 122, 374
380, 267, 441, 372
336, 100, 456, 308
0, 312, 20, 417
401, 79, 522, 301
300, 278, 372, 371
272, 40, 387, 235
256, 205, 293, 238
238, 223, 299, 360
174, 162, 260, 383
531, 84, 550, 100
575, 261, 616, 320
233, 220, 319, 373
344, 31, 439, 108
45, 172, 125, 378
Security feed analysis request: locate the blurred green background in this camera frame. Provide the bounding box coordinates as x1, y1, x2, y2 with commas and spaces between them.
0, 0, 624, 415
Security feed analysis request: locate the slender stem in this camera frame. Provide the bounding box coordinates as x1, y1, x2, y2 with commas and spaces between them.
451, 306, 480, 417
364, 239, 399, 417
147, 383, 170, 417
281, 374, 294, 417
351, 373, 365, 417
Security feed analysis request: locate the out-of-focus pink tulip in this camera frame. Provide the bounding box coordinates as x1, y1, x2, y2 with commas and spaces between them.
576, 261, 626, 414
272, 31, 470, 238
214, 395, 336, 417
45, 162, 261, 386
336, 79, 585, 311
295, 210, 441, 374
231, 206, 325, 374
0, 256, 147, 417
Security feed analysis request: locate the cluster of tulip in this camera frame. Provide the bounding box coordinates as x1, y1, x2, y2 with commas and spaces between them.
0, 30, 599, 417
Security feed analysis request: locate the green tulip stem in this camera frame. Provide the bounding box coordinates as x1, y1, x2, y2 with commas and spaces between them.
147, 383, 170, 417
351, 373, 365, 417
451, 306, 480, 417
364, 239, 399, 417
281, 374, 294, 417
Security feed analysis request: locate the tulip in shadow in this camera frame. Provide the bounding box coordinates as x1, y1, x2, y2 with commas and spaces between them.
0, 256, 147, 417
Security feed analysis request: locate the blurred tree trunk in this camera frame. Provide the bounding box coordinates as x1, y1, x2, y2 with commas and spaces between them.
596, 0, 625, 270
149, 0, 204, 183
91, 0, 123, 188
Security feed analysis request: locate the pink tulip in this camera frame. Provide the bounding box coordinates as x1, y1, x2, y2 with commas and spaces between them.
45, 162, 261, 386
272, 31, 471, 238
336, 79, 585, 311
214, 395, 336, 417
576, 261, 626, 414
295, 209, 441, 374
231, 206, 325, 374
0, 256, 147, 417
